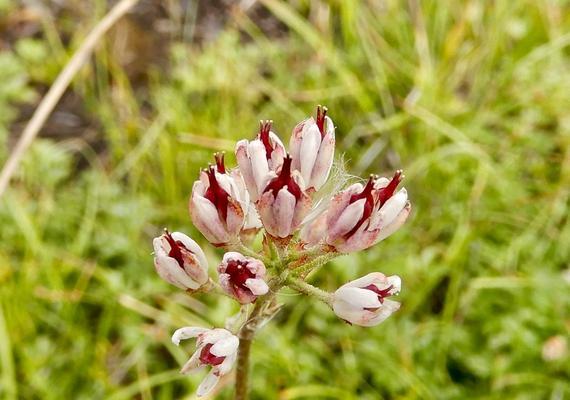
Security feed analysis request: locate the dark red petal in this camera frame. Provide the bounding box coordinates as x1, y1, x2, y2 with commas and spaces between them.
214, 152, 226, 174
258, 120, 274, 161
203, 166, 230, 222
263, 155, 302, 200
376, 170, 403, 206
164, 229, 188, 268
316, 105, 328, 138
225, 259, 256, 293
199, 343, 226, 366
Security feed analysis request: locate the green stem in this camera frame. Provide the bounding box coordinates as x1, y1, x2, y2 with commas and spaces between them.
291, 252, 340, 277
287, 276, 333, 306
232, 242, 271, 265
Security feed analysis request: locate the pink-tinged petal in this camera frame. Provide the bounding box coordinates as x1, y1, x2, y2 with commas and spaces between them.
289, 119, 307, 171
245, 259, 266, 275
374, 202, 411, 244
334, 287, 382, 308
310, 132, 335, 190
325, 183, 363, 229
340, 272, 387, 289
300, 210, 328, 245
364, 299, 400, 327
292, 191, 312, 230
245, 278, 269, 296
248, 141, 270, 193
221, 251, 247, 266
236, 140, 259, 202
299, 123, 321, 185
154, 256, 201, 290
334, 226, 379, 253
210, 335, 239, 357
269, 131, 286, 168
218, 273, 231, 293
225, 197, 245, 237
190, 194, 230, 244
171, 232, 208, 270
332, 300, 367, 325
373, 177, 390, 189
197, 370, 220, 397
172, 327, 209, 345
257, 191, 278, 236
327, 198, 366, 241
180, 350, 204, 374
273, 188, 296, 238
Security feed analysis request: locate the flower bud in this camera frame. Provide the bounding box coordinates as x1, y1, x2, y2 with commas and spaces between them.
235, 121, 286, 202
290, 105, 335, 191
153, 230, 209, 290
189, 158, 246, 245
172, 327, 239, 397
326, 171, 411, 252
217, 252, 269, 304
257, 154, 312, 238
332, 272, 401, 327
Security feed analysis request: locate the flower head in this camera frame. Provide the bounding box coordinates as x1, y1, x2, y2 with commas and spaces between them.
218, 252, 269, 304
190, 157, 247, 245
257, 154, 312, 238
153, 230, 209, 290
172, 327, 239, 397
235, 120, 286, 202
290, 105, 335, 191
333, 272, 401, 327
326, 171, 410, 252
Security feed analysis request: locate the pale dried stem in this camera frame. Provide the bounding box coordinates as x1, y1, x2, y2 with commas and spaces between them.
0, 0, 140, 198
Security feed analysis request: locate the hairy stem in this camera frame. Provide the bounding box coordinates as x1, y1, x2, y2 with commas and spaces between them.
234, 337, 252, 400
287, 277, 333, 306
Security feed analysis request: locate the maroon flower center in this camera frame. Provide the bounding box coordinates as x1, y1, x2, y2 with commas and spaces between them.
363, 284, 394, 311
344, 171, 403, 238
199, 343, 225, 366
258, 120, 274, 161
263, 155, 302, 200
376, 170, 402, 206
203, 166, 230, 222
214, 152, 226, 174
345, 177, 376, 238
316, 105, 328, 137
164, 229, 190, 269
225, 259, 255, 291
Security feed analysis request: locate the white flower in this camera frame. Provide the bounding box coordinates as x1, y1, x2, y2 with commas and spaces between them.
333, 272, 401, 327
172, 327, 239, 397
153, 230, 209, 290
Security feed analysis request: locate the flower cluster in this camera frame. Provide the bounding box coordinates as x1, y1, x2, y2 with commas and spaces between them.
152, 106, 411, 397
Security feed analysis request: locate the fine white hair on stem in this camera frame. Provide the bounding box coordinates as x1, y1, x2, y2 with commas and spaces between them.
302, 154, 359, 225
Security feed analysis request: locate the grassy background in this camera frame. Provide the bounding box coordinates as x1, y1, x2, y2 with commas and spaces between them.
1, 0, 569, 398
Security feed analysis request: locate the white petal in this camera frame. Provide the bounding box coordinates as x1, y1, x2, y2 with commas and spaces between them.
334, 287, 381, 309
248, 141, 270, 192
299, 123, 321, 185
180, 350, 203, 374
216, 352, 237, 376
374, 202, 411, 243
245, 278, 269, 296
191, 195, 229, 243
197, 370, 220, 397
172, 327, 209, 345
340, 272, 385, 289
154, 255, 200, 290
378, 188, 408, 228
221, 251, 247, 266
198, 328, 232, 346
386, 275, 402, 294
365, 299, 400, 326
210, 335, 239, 357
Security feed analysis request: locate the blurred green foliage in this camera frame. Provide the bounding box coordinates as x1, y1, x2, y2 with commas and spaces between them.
1, 0, 569, 399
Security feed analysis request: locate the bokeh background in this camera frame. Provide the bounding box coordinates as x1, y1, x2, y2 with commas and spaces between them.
1, 0, 569, 399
